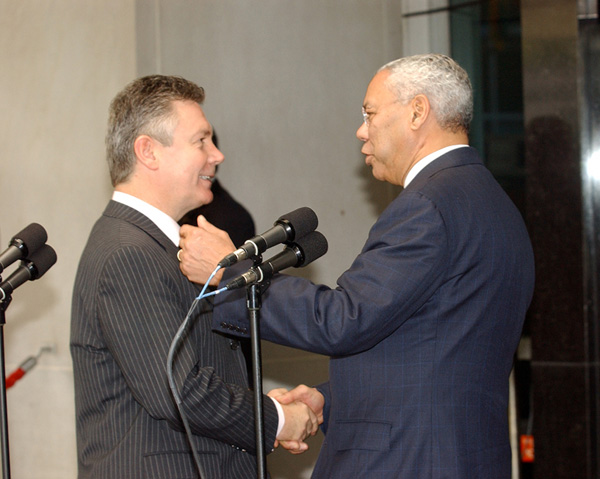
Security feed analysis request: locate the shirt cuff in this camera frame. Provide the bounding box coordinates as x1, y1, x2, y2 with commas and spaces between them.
270, 397, 285, 438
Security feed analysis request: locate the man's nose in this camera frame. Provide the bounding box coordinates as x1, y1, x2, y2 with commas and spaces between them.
356, 122, 368, 142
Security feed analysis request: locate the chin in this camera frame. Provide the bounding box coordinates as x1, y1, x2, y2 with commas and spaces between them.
201, 191, 214, 205
184, 193, 213, 214
370, 169, 385, 182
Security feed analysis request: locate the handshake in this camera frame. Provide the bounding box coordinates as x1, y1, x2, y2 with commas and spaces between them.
268, 385, 324, 454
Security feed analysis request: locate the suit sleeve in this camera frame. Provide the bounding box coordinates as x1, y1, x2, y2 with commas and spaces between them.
97, 244, 277, 453
315, 381, 331, 435
214, 191, 448, 357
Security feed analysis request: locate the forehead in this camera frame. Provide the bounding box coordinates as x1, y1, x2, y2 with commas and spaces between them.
172, 100, 211, 136
363, 70, 397, 107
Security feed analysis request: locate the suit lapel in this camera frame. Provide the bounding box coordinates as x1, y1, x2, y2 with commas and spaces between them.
407, 146, 483, 191
102, 200, 180, 260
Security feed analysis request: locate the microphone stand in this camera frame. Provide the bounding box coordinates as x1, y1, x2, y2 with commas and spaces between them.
246, 264, 269, 479
0, 295, 12, 479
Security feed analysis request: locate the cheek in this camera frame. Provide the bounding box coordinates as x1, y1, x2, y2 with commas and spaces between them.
381, 127, 406, 155
197, 155, 212, 172
370, 132, 393, 162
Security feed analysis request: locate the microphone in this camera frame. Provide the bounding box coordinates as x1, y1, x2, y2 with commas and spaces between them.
0, 244, 57, 301
226, 230, 328, 290
218, 207, 318, 268
0, 223, 48, 273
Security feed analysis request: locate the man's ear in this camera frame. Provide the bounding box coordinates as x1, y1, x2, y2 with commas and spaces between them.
133, 135, 159, 170
410, 94, 431, 130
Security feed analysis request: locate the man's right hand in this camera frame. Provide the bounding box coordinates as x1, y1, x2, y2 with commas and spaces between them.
179, 215, 235, 285
271, 385, 325, 424
275, 400, 320, 454
269, 385, 325, 454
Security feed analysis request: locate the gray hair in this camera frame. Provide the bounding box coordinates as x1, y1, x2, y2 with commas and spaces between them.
379, 54, 473, 133
106, 75, 206, 186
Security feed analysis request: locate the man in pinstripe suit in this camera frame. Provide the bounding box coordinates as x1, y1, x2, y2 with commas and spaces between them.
179, 55, 535, 478
71, 75, 319, 479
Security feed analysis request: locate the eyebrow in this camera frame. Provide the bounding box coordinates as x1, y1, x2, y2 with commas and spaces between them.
192, 127, 212, 142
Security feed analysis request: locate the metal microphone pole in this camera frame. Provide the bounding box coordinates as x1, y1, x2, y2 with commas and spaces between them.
246, 280, 267, 479
0, 296, 12, 479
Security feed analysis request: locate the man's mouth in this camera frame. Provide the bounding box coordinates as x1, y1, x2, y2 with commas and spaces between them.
199, 175, 214, 182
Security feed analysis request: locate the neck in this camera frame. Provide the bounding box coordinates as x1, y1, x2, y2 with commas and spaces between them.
115, 182, 178, 220
400, 129, 469, 186
424, 129, 469, 155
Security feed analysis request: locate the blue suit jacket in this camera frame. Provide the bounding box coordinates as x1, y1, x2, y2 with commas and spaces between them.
214, 147, 535, 478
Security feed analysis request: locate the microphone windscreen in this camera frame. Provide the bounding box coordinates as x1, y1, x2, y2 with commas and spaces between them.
278, 207, 318, 240
11, 223, 48, 256
295, 231, 328, 266
28, 244, 57, 279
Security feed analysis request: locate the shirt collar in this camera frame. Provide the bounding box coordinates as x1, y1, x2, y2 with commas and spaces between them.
404, 144, 469, 187
112, 191, 181, 247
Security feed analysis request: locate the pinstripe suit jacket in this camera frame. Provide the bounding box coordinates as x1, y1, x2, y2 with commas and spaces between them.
71, 201, 278, 479
214, 147, 535, 478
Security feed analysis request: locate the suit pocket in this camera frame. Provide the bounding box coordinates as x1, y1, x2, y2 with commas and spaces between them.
330, 420, 391, 452
143, 450, 221, 479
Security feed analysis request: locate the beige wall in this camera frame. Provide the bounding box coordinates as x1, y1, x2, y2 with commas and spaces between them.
0, 1, 136, 477
0, 1, 404, 477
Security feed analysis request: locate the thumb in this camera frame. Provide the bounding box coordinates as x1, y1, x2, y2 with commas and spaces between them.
196, 214, 208, 227
196, 215, 223, 234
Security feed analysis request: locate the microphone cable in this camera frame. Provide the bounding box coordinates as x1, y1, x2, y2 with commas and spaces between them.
166, 265, 226, 479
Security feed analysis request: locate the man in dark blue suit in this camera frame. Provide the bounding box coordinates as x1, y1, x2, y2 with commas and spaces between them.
179, 54, 535, 478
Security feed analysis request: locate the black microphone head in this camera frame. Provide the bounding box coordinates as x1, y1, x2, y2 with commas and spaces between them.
26, 244, 57, 280
276, 207, 318, 241
10, 223, 48, 257
294, 231, 328, 267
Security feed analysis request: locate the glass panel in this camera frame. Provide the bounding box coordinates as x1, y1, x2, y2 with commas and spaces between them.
579, 15, 600, 477
450, 0, 526, 212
